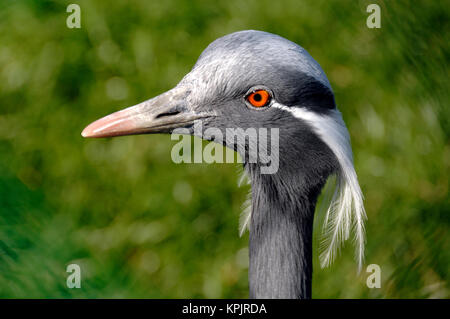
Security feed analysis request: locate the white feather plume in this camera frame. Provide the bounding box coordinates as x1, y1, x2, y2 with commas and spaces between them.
238, 170, 252, 236
272, 103, 367, 270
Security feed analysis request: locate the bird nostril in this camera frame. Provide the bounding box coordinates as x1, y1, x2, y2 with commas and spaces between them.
155, 110, 181, 119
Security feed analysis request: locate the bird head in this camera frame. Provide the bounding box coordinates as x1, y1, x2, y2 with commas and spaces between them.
83, 31, 336, 174
82, 30, 366, 269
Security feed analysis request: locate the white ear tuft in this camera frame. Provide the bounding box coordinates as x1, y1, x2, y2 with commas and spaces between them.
273, 103, 367, 270
319, 167, 366, 271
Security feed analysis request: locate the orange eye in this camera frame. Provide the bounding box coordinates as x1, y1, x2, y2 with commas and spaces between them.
247, 90, 271, 107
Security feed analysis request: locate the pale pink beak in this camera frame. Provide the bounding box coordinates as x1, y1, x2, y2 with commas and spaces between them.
81, 105, 149, 138
82, 87, 208, 138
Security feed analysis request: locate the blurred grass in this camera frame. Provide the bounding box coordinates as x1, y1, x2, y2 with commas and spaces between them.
0, 0, 448, 298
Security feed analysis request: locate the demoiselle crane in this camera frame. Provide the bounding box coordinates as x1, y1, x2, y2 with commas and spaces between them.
82, 30, 366, 299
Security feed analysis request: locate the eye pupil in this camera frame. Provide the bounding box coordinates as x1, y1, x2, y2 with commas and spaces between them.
253, 94, 262, 102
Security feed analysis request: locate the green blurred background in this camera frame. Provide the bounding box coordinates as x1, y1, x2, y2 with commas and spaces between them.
0, 0, 448, 298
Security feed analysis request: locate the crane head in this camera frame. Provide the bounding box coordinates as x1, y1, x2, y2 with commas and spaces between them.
82, 30, 366, 270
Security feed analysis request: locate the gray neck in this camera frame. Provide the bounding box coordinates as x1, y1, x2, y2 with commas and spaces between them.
246, 164, 323, 299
